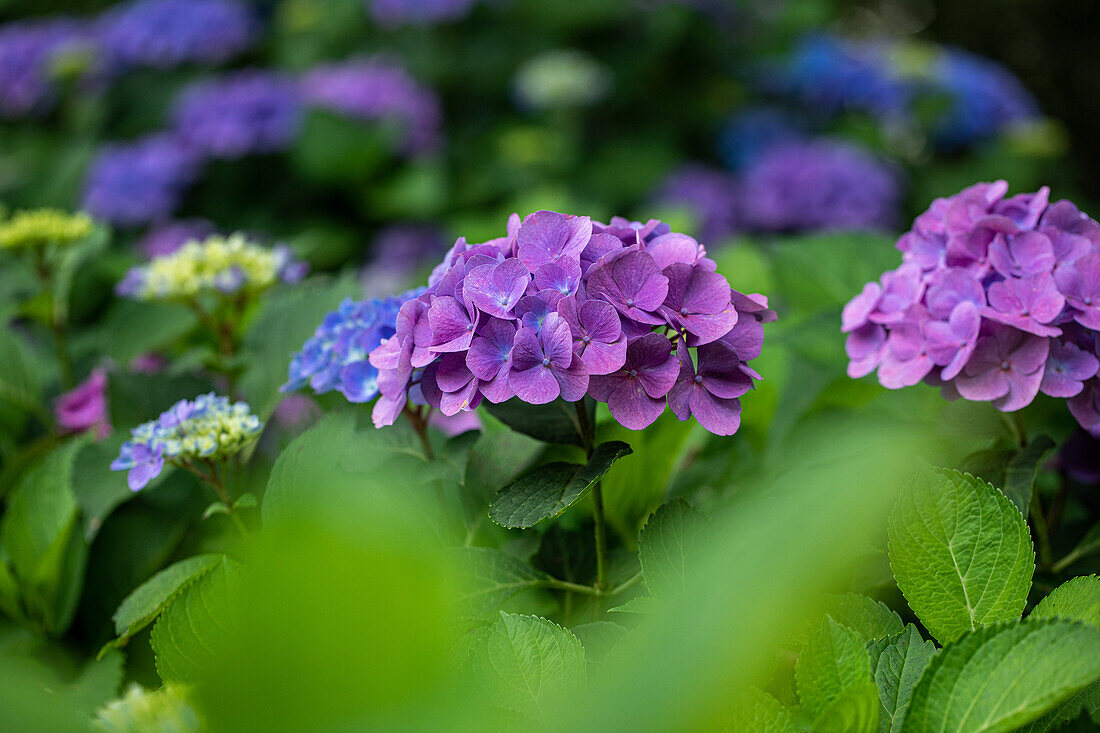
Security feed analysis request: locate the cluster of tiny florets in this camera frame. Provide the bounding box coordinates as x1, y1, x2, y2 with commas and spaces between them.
843, 181, 1100, 435
0, 208, 94, 249
116, 232, 306, 301
111, 393, 263, 490
283, 290, 423, 403
367, 211, 773, 435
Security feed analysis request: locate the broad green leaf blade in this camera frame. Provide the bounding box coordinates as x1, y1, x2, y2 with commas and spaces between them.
462, 429, 543, 536
725, 687, 799, 732
904, 619, 1100, 733
238, 274, 358, 420
470, 612, 586, 725
51, 223, 107, 326
71, 434, 136, 540
571, 622, 628, 669
151, 557, 241, 683
829, 593, 904, 643
489, 441, 632, 529
77, 299, 197, 365
454, 547, 549, 625
68, 649, 124, 715
795, 616, 877, 726
0, 326, 44, 420
867, 625, 936, 731
888, 467, 1034, 644
484, 397, 595, 446
812, 682, 880, 733
1030, 576, 1100, 627
0, 438, 88, 634
107, 554, 224, 651
1003, 435, 1057, 517
638, 500, 704, 599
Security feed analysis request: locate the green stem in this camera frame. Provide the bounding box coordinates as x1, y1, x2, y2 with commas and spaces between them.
539, 578, 601, 596
575, 400, 608, 591
1001, 410, 1024, 448
183, 460, 247, 537
1030, 490, 1054, 568
31, 248, 74, 389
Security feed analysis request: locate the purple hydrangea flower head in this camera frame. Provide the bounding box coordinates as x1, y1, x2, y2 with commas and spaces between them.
283, 289, 422, 403
845, 180, 1100, 434
111, 392, 261, 491
97, 0, 256, 70
82, 135, 201, 226
172, 71, 302, 158
301, 57, 441, 155
740, 140, 901, 233
0, 18, 93, 118
718, 107, 805, 171
366, 0, 477, 26
360, 211, 770, 434
652, 164, 741, 243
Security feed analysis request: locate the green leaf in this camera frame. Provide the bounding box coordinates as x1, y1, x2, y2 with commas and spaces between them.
1030, 576, 1100, 627
238, 275, 359, 420
489, 441, 631, 528
51, 223, 107, 327
462, 429, 543, 537
867, 625, 936, 731
770, 232, 901, 313
725, 687, 800, 732
78, 299, 197, 365
484, 397, 595, 446
455, 547, 549, 624
104, 554, 223, 655
570, 621, 627, 669
201, 502, 230, 520
151, 557, 241, 683
638, 500, 703, 598
1055, 523, 1100, 573
0, 326, 43, 419
71, 434, 136, 540
796, 617, 877, 728
469, 612, 586, 725
888, 467, 1034, 644
904, 619, 1100, 733
0, 438, 88, 634
811, 682, 880, 733
829, 593, 904, 643
1003, 435, 1057, 516
67, 649, 124, 715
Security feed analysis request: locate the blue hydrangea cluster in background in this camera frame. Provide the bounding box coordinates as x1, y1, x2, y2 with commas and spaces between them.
366, 0, 478, 27
718, 107, 806, 171
0, 17, 93, 118
110, 392, 263, 491
761, 33, 1040, 150
283, 289, 424, 403
301, 58, 442, 156
81, 134, 202, 226
96, 0, 256, 70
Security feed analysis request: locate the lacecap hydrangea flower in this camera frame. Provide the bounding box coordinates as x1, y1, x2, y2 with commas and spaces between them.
171, 71, 302, 158
82, 135, 201, 226
116, 232, 307, 300
843, 181, 1100, 435
97, 0, 256, 70
301, 58, 442, 156
0, 208, 94, 249
111, 392, 263, 491
283, 290, 423, 403
94, 683, 200, 733
740, 139, 901, 233
367, 212, 774, 435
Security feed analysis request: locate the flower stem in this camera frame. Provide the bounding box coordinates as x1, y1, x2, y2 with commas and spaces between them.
575, 400, 608, 591
184, 459, 248, 537
1030, 489, 1054, 568
403, 405, 434, 460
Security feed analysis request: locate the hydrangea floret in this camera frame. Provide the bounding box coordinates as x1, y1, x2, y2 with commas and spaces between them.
0, 208, 94, 249
366, 211, 774, 435
282, 290, 423, 403
110, 392, 262, 491
116, 232, 306, 301
843, 181, 1100, 435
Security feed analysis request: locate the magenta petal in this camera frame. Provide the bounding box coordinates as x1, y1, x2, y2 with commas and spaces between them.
541, 313, 574, 367
578, 299, 621, 342
479, 368, 515, 403
842, 282, 883, 332
428, 296, 476, 352
606, 380, 666, 430
510, 327, 544, 371
688, 388, 742, 436
554, 358, 589, 402
372, 393, 407, 427
581, 336, 627, 375
647, 233, 701, 269
956, 367, 1010, 403
435, 353, 474, 393
440, 379, 482, 416
517, 211, 592, 270
994, 368, 1045, 412
509, 365, 560, 404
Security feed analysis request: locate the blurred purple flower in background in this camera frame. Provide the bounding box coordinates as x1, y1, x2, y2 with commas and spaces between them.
97, 0, 256, 70
0, 18, 93, 118
55, 368, 111, 439
301, 58, 442, 155
366, 0, 477, 27
653, 164, 741, 244
82, 135, 201, 226
718, 107, 805, 170
137, 218, 216, 257
740, 140, 901, 233
361, 225, 447, 298
172, 71, 302, 158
